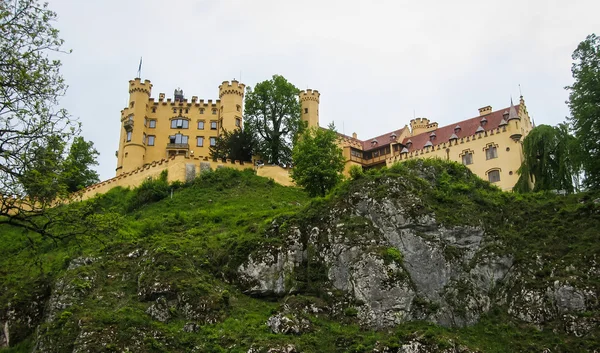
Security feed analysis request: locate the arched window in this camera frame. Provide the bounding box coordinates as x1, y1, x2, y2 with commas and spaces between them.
487, 169, 501, 183
460, 149, 473, 165
485, 144, 498, 160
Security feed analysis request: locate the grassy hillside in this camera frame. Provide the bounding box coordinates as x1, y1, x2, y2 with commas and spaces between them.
0, 163, 598, 352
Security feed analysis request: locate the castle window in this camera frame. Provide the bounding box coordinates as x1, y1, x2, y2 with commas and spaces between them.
196, 137, 204, 147
212, 109, 217, 115
147, 135, 155, 146
126, 131, 132, 142
198, 121, 205, 130
144, 118, 148, 127
237, 105, 241, 112
488, 170, 501, 183
171, 118, 189, 129
142, 132, 146, 144
173, 108, 177, 113
210, 121, 217, 130
149, 120, 156, 128
462, 152, 473, 165
485, 145, 498, 160
209, 137, 216, 146
350, 149, 362, 158
200, 108, 205, 114
130, 102, 134, 108
169, 133, 188, 144
152, 107, 156, 113
235, 118, 241, 127
185, 108, 189, 114
304, 108, 308, 114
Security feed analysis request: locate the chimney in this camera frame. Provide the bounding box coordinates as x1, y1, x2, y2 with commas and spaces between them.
478, 106, 492, 116
352, 132, 357, 139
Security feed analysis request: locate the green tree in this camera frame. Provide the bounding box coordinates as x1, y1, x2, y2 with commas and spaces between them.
62, 137, 100, 193
513, 124, 581, 193
0, 0, 94, 238
20, 135, 67, 203
244, 75, 304, 165
209, 125, 256, 162
566, 33, 600, 190
291, 124, 345, 197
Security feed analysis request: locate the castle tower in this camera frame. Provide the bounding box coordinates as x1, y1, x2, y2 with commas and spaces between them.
299, 89, 320, 128
117, 78, 152, 175
218, 80, 245, 132
409, 117, 437, 136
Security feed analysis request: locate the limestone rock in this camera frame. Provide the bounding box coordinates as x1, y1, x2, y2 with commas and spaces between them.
266, 313, 311, 335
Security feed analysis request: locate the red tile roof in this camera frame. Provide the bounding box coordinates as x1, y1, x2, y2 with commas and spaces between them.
400, 106, 518, 152
336, 126, 409, 151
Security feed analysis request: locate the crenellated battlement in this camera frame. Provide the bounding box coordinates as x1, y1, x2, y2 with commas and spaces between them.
410, 117, 430, 127
150, 97, 219, 107
299, 89, 320, 103
219, 80, 245, 98
129, 78, 152, 96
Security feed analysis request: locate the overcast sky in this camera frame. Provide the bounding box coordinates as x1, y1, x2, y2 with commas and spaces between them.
46, 0, 599, 181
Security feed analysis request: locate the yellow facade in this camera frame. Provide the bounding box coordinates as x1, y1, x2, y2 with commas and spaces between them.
301, 90, 533, 191
116, 78, 245, 175
112, 77, 533, 193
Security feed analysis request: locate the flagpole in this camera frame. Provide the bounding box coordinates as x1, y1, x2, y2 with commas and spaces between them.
137, 57, 143, 78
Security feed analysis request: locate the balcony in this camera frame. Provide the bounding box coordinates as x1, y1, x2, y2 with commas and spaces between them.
166, 143, 189, 150
123, 120, 134, 131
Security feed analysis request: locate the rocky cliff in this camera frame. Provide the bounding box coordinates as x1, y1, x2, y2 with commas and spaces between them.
1, 162, 598, 352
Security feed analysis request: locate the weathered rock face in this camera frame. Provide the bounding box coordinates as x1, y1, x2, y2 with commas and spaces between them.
237, 177, 598, 332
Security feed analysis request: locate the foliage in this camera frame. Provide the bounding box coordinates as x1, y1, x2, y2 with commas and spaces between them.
126, 170, 170, 212
0, 163, 599, 352
291, 124, 345, 197
19, 135, 67, 203
0, 0, 102, 239
209, 124, 256, 162
244, 75, 304, 165
62, 137, 100, 193
348, 165, 364, 180
513, 124, 581, 193
567, 33, 600, 190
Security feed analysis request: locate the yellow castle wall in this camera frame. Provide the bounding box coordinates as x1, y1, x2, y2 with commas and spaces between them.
81, 155, 255, 201
388, 119, 530, 191
116, 78, 245, 176
255, 165, 294, 186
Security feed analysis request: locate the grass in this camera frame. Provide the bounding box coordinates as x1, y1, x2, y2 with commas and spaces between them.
0, 163, 598, 352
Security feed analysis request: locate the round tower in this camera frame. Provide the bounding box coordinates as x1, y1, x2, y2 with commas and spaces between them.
299, 89, 320, 128
117, 78, 152, 175
218, 80, 245, 132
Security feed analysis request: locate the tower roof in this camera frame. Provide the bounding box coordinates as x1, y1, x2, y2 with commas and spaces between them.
508, 99, 520, 121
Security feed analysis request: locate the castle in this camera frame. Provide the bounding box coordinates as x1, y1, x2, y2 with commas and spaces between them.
116, 78, 246, 175
113, 78, 533, 194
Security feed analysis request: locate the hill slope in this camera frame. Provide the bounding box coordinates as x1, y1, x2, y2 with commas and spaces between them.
0, 162, 599, 353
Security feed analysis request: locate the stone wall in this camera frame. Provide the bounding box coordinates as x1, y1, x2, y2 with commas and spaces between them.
78, 155, 294, 201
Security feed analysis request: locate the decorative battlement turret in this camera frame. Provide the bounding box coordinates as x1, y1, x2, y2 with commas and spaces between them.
299, 88, 320, 128
299, 89, 320, 103
410, 117, 430, 127
478, 105, 492, 116
410, 117, 438, 136
219, 80, 245, 98
129, 78, 152, 96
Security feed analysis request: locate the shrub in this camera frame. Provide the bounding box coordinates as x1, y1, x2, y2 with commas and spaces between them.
126, 171, 170, 212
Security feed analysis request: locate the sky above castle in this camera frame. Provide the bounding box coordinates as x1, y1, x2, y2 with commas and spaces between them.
47, 0, 599, 181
